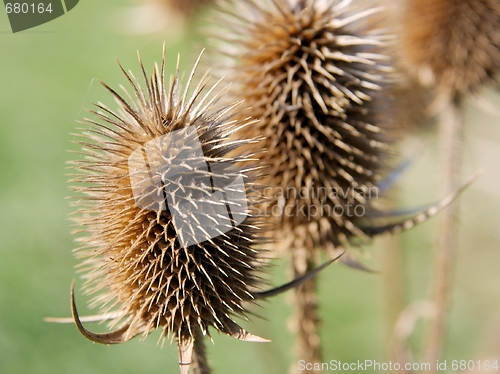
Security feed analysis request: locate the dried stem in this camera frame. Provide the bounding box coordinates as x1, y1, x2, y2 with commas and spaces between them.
192, 327, 211, 374
290, 247, 321, 374
424, 96, 463, 371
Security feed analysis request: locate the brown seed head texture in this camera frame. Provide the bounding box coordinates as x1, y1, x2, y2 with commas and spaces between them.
402, 0, 500, 98
69, 50, 271, 373
377, 1, 433, 134
210, 0, 395, 264
159, 0, 213, 16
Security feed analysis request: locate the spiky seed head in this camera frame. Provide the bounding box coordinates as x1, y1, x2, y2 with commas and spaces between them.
402, 0, 500, 97
209, 0, 395, 262
69, 48, 271, 372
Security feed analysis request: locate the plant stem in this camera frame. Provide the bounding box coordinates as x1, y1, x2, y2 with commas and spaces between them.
424, 96, 463, 372
290, 246, 321, 374
192, 327, 211, 374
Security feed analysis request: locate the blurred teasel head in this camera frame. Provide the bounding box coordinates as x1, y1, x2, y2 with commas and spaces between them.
401, 0, 500, 100
68, 48, 272, 373
159, 0, 214, 16
208, 0, 396, 266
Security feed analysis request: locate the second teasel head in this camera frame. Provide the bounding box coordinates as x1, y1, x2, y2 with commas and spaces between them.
68, 49, 272, 373
208, 0, 397, 263
401, 0, 500, 99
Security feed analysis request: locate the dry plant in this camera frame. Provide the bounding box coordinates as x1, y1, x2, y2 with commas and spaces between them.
400, 0, 500, 371
45, 1, 497, 373
207, 0, 394, 370
205, 0, 466, 372
46, 45, 341, 374
369, 1, 434, 368
64, 48, 284, 374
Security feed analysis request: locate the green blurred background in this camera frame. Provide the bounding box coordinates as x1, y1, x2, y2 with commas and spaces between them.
0, 1, 499, 373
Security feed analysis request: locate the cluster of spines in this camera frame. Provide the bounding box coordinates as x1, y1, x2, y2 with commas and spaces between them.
209, 0, 398, 260
69, 50, 273, 373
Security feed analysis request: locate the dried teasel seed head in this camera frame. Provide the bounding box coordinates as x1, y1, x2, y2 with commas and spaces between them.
208, 0, 397, 264
68, 48, 273, 373
402, 0, 500, 98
